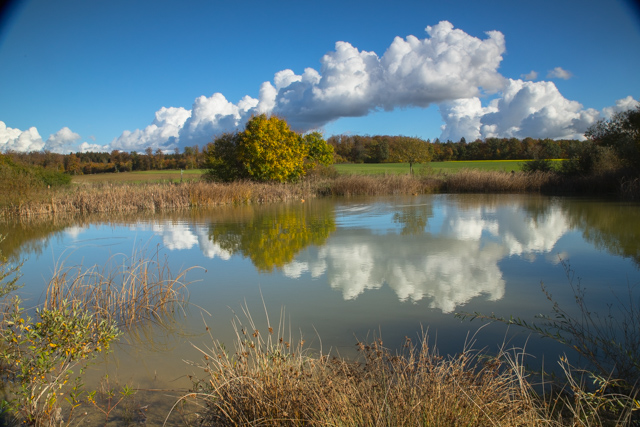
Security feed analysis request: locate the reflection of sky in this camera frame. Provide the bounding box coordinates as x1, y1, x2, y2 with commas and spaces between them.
60, 200, 571, 313
285, 200, 571, 312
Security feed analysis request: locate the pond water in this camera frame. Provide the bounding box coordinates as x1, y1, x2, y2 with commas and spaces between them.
2, 193, 640, 423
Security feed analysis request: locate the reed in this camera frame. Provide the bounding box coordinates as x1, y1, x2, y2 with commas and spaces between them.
442, 169, 558, 193
44, 247, 196, 329
319, 173, 442, 196
3, 169, 639, 220
172, 306, 542, 426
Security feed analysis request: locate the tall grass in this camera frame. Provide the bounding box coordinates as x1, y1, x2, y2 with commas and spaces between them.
172, 305, 542, 426
45, 247, 196, 329
2, 168, 638, 220
443, 170, 559, 193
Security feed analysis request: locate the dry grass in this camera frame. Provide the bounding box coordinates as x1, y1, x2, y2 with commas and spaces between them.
319, 173, 442, 197
172, 306, 544, 426
0, 180, 314, 219
44, 247, 196, 329
3, 169, 635, 220
443, 170, 558, 193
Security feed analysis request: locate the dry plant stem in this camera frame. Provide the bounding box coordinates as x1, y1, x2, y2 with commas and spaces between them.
44, 246, 197, 329
174, 306, 542, 426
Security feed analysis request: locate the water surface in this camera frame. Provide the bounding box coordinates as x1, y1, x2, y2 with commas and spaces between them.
3, 194, 639, 422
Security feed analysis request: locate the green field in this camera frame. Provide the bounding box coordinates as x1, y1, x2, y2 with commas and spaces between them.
70, 160, 560, 183
71, 169, 205, 183
334, 160, 536, 175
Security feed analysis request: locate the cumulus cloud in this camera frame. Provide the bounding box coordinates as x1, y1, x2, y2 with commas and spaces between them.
547, 66, 573, 80
6, 21, 638, 153
44, 127, 81, 153
438, 80, 631, 141
109, 21, 507, 151
602, 95, 640, 119
0, 121, 45, 152
0, 121, 83, 153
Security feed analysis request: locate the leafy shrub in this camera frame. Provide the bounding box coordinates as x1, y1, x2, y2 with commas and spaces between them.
521, 158, 556, 173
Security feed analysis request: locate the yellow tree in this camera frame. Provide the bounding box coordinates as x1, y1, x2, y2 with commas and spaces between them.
239, 115, 307, 182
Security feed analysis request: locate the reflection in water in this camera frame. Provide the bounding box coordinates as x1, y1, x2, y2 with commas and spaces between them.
207, 202, 336, 272
5, 195, 640, 316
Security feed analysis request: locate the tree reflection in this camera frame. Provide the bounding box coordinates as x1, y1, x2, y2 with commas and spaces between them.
208, 202, 336, 272
392, 203, 433, 235
561, 200, 640, 267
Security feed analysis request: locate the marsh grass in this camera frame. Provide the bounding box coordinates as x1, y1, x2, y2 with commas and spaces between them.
443, 169, 559, 193
4, 168, 640, 220
44, 247, 196, 329
171, 304, 543, 426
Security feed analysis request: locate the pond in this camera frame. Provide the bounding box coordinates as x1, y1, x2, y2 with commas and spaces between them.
2, 193, 640, 423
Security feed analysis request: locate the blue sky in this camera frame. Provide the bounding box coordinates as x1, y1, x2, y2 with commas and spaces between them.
0, 0, 639, 153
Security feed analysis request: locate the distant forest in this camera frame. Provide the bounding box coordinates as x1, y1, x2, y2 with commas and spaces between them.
3, 136, 579, 175
328, 135, 578, 164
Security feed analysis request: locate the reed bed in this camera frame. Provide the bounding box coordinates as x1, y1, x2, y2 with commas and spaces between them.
320, 173, 441, 196
173, 307, 542, 426
0, 181, 315, 219
442, 170, 558, 193
44, 248, 195, 329
3, 169, 637, 220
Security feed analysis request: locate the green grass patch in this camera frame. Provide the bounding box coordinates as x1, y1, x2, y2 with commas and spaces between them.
71, 169, 205, 184
334, 160, 566, 175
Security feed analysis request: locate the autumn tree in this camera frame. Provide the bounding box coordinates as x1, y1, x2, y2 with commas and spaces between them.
395, 137, 432, 174
204, 115, 333, 183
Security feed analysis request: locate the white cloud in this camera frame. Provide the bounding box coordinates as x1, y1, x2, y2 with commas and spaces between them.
79, 142, 109, 152
5, 21, 638, 153
438, 80, 628, 141
111, 106, 190, 151
0, 121, 84, 153
0, 121, 45, 152
44, 127, 81, 153
108, 21, 507, 151
602, 95, 640, 119
547, 67, 573, 80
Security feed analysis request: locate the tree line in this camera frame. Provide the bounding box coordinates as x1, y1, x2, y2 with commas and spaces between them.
2, 105, 638, 178
328, 135, 580, 163
4, 146, 209, 175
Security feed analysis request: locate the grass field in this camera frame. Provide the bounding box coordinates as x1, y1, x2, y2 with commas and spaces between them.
69, 161, 563, 184
334, 160, 535, 175
71, 169, 205, 183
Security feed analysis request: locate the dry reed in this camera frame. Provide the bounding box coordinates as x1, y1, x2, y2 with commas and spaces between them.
443, 170, 558, 193
172, 306, 543, 426
44, 247, 196, 329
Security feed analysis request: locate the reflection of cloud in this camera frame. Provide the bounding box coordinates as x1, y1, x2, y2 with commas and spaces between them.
194, 225, 232, 260
286, 234, 504, 313
65, 226, 88, 240
152, 223, 197, 250
132, 221, 232, 260
284, 199, 571, 313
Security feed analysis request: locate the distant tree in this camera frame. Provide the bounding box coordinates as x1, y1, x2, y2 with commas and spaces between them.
396, 137, 432, 174
586, 106, 640, 171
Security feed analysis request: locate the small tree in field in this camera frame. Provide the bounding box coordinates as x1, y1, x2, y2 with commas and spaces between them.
204, 115, 333, 183
396, 137, 432, 174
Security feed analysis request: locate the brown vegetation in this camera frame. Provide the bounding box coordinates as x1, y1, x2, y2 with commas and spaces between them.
175, 310, 541, 426
44, 248, 195, 329
3, 168, 639, 220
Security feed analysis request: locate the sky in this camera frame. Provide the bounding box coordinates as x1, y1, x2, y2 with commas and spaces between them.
0, 0, 639, 154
